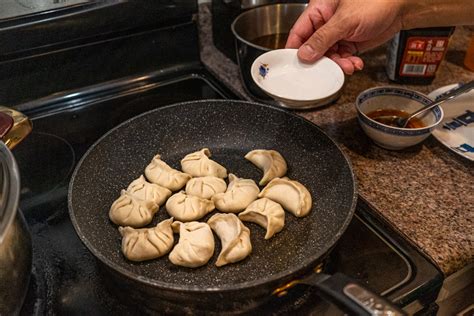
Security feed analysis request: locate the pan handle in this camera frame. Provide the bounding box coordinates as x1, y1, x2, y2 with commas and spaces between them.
298, 272, 407, 316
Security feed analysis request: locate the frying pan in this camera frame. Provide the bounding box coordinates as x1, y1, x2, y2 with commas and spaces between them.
68, 100, 405, 315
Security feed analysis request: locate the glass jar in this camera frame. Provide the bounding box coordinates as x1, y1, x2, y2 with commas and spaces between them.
386, 27, 455, 84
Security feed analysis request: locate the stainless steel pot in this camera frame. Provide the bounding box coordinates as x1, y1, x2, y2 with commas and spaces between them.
231, 3, 306, 100
0, 108, 32, 316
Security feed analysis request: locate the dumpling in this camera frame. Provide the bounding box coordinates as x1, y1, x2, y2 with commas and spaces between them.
165, 191, 215, 222
119, 218, 174, 262
258, 177, 312, 217
211, 174, 259, 213
239, 198, 285, 239
180, 148, 227, 178
207, 213, 252, 267
245, 149, 287, 186
168, 221, 215, 268
109, 190, 158, 227
127, 175, 172, 206
145, 154, 191, 191
185, 176, 227, 199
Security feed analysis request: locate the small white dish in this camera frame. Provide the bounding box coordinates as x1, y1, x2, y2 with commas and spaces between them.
251, 49, 345, 109
428, 83, 474, 161
356, 87, 443, 150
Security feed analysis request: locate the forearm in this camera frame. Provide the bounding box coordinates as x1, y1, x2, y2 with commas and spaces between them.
401, 0, 474, 29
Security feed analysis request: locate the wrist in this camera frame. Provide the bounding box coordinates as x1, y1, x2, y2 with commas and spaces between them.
399, 0, 434, 30
400, 0, 474, 29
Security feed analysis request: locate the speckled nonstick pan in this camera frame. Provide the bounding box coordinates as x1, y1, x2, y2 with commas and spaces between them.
68, 100, 404, 315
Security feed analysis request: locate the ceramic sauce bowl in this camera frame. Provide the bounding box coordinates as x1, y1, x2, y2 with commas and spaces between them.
356, 86, 443, 150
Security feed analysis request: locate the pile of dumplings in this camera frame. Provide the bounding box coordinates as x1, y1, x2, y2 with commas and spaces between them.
109, 148, 312, 268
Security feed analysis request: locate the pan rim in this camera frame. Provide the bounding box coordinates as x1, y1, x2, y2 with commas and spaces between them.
68, 99, 358, 293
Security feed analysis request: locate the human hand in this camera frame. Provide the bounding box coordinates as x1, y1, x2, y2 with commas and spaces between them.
286, 0, 406, 74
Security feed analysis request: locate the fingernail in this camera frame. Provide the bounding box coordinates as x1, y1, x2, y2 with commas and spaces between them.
300, 44, 316, 60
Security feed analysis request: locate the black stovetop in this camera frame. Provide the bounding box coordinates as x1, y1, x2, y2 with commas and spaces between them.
13, 65, 442, 315
1, 2, 442, 313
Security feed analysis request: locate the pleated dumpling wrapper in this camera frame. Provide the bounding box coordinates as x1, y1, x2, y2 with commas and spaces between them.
169, 221, 215, 268
145, 154, 191, 191
127, 175, 172, 206
180, 148, 227, 178
212, 174, 259, 213
208, 213, 252, 267
119, 218, 174, 262
165, 191, 215, 222
185, 176, 227, 199
258, 177, 312, 217
109, 190, 158, 227
239, 198, 285, 239
245, 149, 287, 186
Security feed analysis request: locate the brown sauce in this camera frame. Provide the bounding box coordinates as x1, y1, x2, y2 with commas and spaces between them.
366, 109, 425, 128
252, 33, 289, 50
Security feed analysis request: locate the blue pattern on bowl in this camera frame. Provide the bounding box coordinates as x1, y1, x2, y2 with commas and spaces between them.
259, 63, 269, 78
357, 87, 442, 136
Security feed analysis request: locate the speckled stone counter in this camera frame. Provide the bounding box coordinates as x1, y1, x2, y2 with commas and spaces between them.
199, 4, 473, 276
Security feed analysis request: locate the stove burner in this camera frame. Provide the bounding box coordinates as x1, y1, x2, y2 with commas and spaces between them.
13, 70, 440, 315
14, 132, 75, 217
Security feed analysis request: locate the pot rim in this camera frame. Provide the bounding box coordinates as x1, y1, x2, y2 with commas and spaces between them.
230, 3, 308, 52
0, 141, 20, 243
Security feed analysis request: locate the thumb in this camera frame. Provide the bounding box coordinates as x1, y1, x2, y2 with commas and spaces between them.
298, 17, 347, 63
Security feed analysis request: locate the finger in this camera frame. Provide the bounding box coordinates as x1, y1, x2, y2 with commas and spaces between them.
298, 16, 347, 63
286, 27, 309, 49
319, 41, 360, 74
336, 52, 364, 70
327, 50, 341, 60
286, 8, 324, 48
332, 57, 355, 75
348, 56, 364, 70
338, 40, 358, 55
336, 41, 364, 71
338, 51, 364, 70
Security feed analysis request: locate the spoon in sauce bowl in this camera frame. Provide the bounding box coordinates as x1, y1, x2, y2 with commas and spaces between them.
367, 109, 425, 128
371, 80, 474, 128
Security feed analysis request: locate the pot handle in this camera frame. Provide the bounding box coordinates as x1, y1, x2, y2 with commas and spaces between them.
298, 272, 406, 315
0, 106, 32, 149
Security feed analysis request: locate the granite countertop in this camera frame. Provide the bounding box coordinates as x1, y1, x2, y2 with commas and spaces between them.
198, 4, 473, 276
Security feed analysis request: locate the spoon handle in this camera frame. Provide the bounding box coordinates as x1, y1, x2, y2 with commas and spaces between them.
407, 80, 474, 122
